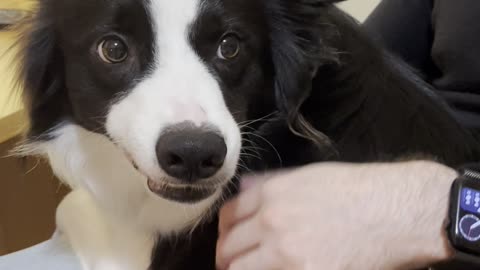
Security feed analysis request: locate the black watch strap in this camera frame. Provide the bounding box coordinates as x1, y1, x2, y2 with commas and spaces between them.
433, 250, 480, 269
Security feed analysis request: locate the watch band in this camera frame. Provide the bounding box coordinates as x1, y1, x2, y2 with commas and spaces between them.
433, 244, 480, 269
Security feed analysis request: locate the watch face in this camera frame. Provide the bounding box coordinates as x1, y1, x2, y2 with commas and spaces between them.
452, 183, 480, 255
459, 214, 480, 242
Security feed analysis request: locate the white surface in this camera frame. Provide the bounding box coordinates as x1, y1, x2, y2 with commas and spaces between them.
338, 0, 381, 22
0, 236, 81, 270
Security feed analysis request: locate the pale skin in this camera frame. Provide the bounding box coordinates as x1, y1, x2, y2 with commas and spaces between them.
216, 161, 457, 270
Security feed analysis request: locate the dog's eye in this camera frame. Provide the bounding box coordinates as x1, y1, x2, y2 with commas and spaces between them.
98, 37, 128, 64
217, 34, 240, 60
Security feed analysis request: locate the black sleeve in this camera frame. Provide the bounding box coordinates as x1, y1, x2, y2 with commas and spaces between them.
363, 0, 480, 131
363, 0, 435, 77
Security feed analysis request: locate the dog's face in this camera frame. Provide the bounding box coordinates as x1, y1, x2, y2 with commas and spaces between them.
60, 0, 274, 202
19, 0, 340, 232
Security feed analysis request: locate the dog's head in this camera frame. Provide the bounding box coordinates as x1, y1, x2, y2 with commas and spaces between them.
17, 0, 341, 232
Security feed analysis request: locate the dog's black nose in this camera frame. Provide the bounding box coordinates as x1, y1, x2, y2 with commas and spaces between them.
156, 126, 227, 182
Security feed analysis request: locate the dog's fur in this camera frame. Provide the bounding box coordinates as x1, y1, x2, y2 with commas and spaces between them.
13, 0, 480, 269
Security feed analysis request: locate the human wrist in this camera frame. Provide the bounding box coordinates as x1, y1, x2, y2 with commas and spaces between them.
388, 161, 457, 269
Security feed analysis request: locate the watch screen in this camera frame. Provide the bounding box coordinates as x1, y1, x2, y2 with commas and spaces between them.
451, 177, 480, 256
458, 187, 480, 243
461, 188, 480, 214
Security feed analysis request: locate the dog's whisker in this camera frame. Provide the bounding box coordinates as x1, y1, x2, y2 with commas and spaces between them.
23, 157, 42, 175
241, 146, 264, 157
236, 163, 254, 175
241, 138, 265, 149
240, 125, 258, 132
240, 152, 262, 160
230, 110, 246, 116
241, 132, 283, 166
237, 111, 277, 127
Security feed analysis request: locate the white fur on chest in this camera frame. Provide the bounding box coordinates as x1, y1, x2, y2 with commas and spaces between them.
40, 124, 218, 270
57, 189, 155, 270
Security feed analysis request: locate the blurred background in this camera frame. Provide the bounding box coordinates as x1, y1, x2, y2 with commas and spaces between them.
339, 0, 381, 22
0, 0, 381, 256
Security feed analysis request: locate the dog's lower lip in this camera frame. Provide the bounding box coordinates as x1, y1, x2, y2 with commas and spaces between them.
128, 159, 217, 203
147, 179, 216, 203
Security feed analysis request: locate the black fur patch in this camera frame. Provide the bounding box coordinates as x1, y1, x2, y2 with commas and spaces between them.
17, 0, 155, 138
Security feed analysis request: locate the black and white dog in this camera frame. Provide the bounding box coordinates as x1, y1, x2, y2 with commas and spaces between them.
14, 0, 480, 269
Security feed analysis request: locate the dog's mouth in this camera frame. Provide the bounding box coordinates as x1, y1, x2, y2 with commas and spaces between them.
147, 179, 217, 204
129, 159, 218, 203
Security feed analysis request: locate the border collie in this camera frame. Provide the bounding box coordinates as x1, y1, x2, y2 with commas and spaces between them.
13, 0, 480, 269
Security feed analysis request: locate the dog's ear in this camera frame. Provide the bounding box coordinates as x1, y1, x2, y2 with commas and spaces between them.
15, 8, 67, 139
266, 0, 342, 156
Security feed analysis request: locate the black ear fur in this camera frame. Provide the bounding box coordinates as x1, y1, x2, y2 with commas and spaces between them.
265, 0, 343, 157
15, 7, 68, 140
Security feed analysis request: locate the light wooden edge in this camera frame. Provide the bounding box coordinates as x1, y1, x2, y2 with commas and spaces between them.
0, 109, 27, 144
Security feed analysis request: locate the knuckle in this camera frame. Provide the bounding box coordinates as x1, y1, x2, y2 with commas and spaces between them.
276, 236, 296, 259
263, 178, 284, 197
260, 181, 276, 199
228, 261, 242, 270
272, 235, 306, 268
259, 205, 284, 231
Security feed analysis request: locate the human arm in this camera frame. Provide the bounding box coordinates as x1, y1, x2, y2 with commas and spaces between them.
216, 161, 456, 270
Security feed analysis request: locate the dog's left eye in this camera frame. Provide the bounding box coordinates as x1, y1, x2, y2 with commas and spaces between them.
98, 37, 129, 64
217, 34, 240, 60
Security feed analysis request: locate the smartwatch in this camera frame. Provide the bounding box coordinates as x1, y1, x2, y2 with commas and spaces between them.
447, 165, 480, 265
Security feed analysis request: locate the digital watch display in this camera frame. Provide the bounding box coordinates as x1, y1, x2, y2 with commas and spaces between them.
448, 167, 480, 264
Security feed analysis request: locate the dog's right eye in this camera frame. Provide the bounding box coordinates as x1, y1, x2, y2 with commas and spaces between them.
217, 34, 241, 60
98, 37, 129, 64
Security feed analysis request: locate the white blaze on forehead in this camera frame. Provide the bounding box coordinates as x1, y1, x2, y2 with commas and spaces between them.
150, 0, 204, 71
106, 0, 241, 182
151, 0, 200, 35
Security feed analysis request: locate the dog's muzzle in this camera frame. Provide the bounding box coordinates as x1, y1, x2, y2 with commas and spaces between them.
148, 122, 227, 203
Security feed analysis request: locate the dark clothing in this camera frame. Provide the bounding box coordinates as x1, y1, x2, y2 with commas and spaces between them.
364, 0, 480, 130
364, 1, 480, 269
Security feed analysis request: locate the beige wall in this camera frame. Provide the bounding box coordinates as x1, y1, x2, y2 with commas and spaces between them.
1, 1, 32, 119
1, 1, 34, 143
1, 0, 34, 116
0, 31, 23, 119
338, 0, 381, 22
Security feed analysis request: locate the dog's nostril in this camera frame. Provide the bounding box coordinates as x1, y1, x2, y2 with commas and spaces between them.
201, 159, 213, 168
167, 153, 183, 167
199, 155, 223, 175
203, 154, 224, 168
156, 124, 227, 182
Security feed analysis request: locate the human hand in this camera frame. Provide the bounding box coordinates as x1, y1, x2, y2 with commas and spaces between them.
216, 161, 456, 270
